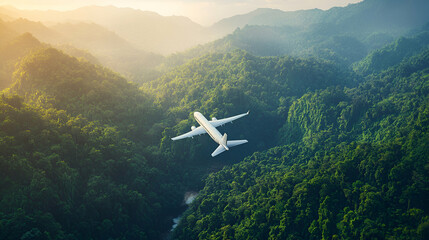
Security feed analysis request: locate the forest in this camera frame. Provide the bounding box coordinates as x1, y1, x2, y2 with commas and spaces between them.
0, 0, 428, 239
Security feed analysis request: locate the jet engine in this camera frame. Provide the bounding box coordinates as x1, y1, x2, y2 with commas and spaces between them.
212, 117, 217, 121
191, 126, 196, 131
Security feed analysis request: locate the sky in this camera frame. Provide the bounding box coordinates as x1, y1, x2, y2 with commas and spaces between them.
1, 0, 363, 25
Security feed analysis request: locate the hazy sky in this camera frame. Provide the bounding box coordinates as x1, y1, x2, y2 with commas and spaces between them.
1, 0, 363, 25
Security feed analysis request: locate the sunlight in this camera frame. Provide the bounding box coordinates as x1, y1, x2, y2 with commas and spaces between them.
1, 0, 363, 25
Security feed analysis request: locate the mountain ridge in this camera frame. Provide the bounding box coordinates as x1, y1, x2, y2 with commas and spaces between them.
0, 5, 209, 55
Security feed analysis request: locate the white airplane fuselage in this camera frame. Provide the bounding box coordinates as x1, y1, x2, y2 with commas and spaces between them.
194, 112, 229, 150
171, 111, 248, 157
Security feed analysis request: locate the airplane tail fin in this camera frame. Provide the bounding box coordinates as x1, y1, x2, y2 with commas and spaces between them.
221, 133, 227, 146
211, 139, 248, 157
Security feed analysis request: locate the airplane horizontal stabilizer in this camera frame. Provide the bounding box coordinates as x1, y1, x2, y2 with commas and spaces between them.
211, 145, 226, 157
211, 140, 248, 157
227, 140, 248, 147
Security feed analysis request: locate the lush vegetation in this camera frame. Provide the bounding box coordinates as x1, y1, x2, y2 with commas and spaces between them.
0, 95, 178, 239
172, 46, 429, 239
165, 0, 429, 68
353, 31, 429, 75
1, 1, 428, 239
0, 47, 188, 239
148, 50, 357, 160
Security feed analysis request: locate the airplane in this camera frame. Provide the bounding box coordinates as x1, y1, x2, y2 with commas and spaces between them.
171, 111, 249, 157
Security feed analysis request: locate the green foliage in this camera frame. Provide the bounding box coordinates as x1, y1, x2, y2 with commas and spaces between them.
173, 105, 429, 240
165, 25, 372, 67
146, 50, 356, 164
7, 48, 163, 144
354, 32, 429, 75
173, 40, 429, 239
0, 48, 183, 239
0, 94, 184, 239
165, 0, 429, 68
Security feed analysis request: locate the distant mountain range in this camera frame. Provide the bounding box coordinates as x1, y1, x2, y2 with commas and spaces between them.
1, 0, 429, 83
212, 0, 429, 36
165, 0, 429, 67
209, 8, 324, 36
0, 5, 211, 55
1, 0, 429, 56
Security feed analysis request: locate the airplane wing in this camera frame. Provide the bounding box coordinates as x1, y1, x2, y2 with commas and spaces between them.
171, 126, 206, 141
209, 111, 249, 128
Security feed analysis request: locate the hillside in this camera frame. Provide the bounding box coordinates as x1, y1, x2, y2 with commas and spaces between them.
8, 48, 159, 130
0, 47, 188, 240
145, 50, 357, 163
0, 17, 164, 84
210, 8, 324, 36
211, 0, 429, 38
0, 33, 45, 90
354, 31, 429, 75
172, 36, 429, 240
0, 5, 212, 55
6, 18, 63, 43
50, 22, 165, 82
166, 0, 429, 68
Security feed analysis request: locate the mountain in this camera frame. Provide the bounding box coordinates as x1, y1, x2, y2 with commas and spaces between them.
354, 31, 429, 75
50, 22, 165, 83
170, 0, 429, 67
210, 8, 324, 36
67, 6, 209, 54
6, 18, 63, 43
50, 22, 133, 52
172, 35, 429, 240
0, 47, 185, 240
164, 24, 369, 68
144, 50, 358, 163
0, 33, 45, 90
55, 44, 100, 65
0, 5, 212, 55
2, 0, 429, 56
211, 0, 429, 38
1, 17, 164, 83
8, 48, 155, 124
319, 0, 429, 36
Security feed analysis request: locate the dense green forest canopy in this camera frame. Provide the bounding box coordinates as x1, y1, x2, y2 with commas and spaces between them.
0, 47, 188, 239
164, 0, 429, 69
0, 94, 179, 239
146, 50, 357, 163
172, 37, 429, 240
0, 0, 428, 239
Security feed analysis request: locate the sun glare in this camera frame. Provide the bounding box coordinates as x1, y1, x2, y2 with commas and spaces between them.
1, 0, 363, 25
